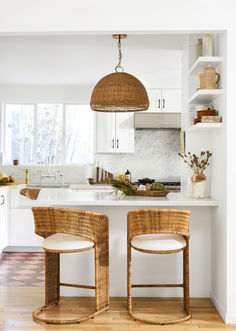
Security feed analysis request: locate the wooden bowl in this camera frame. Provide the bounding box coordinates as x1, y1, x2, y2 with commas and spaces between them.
88, 178, 96, 185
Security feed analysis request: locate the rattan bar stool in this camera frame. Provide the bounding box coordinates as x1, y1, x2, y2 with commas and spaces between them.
31, 207, 109, 325
127, 209, 191, 325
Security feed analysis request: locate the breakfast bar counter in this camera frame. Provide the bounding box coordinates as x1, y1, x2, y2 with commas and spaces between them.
54, 191, 218, 207
8, 187, 218, 299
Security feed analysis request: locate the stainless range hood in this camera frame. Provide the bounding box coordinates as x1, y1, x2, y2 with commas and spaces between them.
134, 112, 181, 129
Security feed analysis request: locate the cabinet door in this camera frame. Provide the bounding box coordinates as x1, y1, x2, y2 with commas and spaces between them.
147, 88, 162, 112
0, 190, 8, 251
10, 209, 43, 246
96, 113, 116, 153
161, 88, 181, 113
115, 113, 134, 153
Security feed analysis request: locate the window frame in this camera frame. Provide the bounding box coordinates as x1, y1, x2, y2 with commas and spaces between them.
2, 102, 94, 166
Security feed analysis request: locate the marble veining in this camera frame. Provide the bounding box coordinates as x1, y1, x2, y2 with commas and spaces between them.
95, 130, 181, 181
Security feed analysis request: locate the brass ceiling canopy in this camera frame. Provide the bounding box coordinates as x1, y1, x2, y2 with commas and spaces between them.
90, 34, 149, 112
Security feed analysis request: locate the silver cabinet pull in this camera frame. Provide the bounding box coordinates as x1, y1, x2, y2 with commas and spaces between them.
0, 195, 5, 205
158, 99, 161, 109
116, 139, 119, 149
112, 139, 115, 148
162, 99, 165, 109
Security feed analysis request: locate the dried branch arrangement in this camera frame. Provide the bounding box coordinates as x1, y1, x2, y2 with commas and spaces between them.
178, 151, 212, 175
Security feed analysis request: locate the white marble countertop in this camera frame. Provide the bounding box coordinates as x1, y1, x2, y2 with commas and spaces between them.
50, 191, 217, 207
9, 184, 218, 208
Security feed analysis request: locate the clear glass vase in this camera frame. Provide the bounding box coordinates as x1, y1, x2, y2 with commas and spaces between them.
191, 174, 207, 199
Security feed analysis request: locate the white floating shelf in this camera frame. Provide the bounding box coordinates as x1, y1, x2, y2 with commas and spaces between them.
188, 89, 223, 104
188, 56, 223, 75
189, 123, 223, 132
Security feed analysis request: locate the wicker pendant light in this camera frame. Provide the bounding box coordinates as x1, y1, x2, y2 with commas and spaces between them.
90, 34, 149, 112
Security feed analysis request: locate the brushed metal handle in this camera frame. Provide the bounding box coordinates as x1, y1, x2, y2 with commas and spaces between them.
0, 195, 5, 205
116, 139, 119, 149
158, 99, 161, 108
162, 98, 165, 109
112, 139, 115, 148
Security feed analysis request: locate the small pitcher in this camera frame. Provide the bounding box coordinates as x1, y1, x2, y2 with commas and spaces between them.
199, 66, 220, 89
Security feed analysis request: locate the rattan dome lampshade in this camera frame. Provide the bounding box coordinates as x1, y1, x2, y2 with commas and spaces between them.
90, 34, 149, 112
90, 72, 149, 112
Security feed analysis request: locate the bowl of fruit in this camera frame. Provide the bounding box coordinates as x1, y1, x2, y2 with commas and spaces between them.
0, 173, 16, 185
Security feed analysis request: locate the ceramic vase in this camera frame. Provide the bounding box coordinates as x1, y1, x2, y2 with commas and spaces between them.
191, 174, 207, 199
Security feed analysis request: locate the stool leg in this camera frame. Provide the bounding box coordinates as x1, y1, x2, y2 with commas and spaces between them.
45, 251, 60, 306
183, 243, 191, 315
94, 246, 109, 312
127, 242, 132, 314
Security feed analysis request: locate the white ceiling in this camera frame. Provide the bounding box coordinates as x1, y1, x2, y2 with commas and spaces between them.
0, 34, 185, 86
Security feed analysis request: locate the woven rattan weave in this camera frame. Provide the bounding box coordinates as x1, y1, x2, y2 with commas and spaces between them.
127, 209, 191, 325
31, 207, 109, 325
90, 72, 149, 112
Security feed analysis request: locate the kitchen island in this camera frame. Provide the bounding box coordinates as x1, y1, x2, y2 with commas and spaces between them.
8, 187, 217, 298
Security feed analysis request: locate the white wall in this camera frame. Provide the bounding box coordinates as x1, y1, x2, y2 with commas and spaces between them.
0, 35, 182, 87
0, 0, 236, 323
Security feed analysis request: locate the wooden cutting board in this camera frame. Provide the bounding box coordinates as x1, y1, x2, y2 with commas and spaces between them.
133, 190, 169, 197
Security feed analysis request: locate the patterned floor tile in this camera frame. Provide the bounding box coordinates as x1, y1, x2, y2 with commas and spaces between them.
0, 253, 45, 287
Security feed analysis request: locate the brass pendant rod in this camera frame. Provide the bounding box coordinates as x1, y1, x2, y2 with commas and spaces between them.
115, 34, 124, 72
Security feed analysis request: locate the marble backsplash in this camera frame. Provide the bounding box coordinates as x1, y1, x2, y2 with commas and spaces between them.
0, 130, 181, 184
95, 130, 181, 182
0, 165, 93, 184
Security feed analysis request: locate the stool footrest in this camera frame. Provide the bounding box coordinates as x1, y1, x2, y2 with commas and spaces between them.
60, 282, 95, 290
132, 284, 184, 288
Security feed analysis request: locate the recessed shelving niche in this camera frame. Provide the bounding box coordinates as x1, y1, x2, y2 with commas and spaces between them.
188, 56, 223, 75
189, 122, 223, 132
188, 89, 223, 105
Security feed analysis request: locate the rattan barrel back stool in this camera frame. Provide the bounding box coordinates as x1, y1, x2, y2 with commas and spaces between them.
127, 209, 191, 325
31, 207, 109, 325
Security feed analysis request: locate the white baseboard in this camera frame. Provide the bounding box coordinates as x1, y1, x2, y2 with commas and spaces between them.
225, 314, 236, 324
3, 246, 43, 252
210, 291, 226, 323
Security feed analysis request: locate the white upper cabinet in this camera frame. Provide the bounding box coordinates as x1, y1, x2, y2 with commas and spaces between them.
115, 113, 134, 153
161, 88, 182, 112
96, 113, 116, 153
147, 88, 181, 113
96, 113, 134, 153
147, 88, 162, 112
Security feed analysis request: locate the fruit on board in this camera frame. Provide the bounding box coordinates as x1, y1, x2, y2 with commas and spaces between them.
151, 182, 165, 191
1, 177, 10, 183
0, 172, 7, 181
9, 176, 15, 182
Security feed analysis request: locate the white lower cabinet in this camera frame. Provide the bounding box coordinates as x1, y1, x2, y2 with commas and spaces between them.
0, 189, 8, 251
10, 209, 43, 246
96, 112, 134, 153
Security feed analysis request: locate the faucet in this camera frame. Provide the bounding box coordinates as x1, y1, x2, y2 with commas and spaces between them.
40, 157, 64, 184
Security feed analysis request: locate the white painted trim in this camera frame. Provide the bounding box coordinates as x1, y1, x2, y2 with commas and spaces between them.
225, 314, 236, 325
210, 291, 226, 323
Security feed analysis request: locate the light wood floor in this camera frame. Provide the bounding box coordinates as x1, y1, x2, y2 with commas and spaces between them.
0, 287, 236, 330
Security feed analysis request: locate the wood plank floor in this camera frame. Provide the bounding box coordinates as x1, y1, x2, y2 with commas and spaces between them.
0, 287, 236, 330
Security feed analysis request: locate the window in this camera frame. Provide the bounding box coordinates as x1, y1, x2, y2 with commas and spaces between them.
3, 103, 94, 165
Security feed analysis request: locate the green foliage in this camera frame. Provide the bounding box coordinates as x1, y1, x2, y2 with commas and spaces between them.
151, 182, 166, 191
108, 178, 135, 196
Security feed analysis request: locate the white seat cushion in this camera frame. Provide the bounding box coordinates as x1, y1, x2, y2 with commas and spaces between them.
131, 234, 186, 252
42, 233, 94, 251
